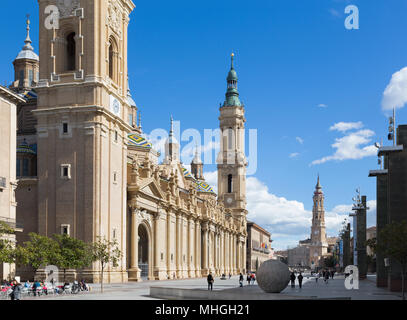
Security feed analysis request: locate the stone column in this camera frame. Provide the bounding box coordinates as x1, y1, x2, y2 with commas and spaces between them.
202, 223, 209, 276
153, 212, 160, 280
176, 213, 181, 278
194, 219, 200, 277
187, 217, 192, 278
166, 211, 171, 279
128, 207, 141, 281
356, 196, 367, 280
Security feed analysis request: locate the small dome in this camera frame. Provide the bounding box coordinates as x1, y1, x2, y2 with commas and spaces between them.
227, 68, 238, 82
16, 47, 39, 61
127, 93, 137, 108
17, 140, 36, 155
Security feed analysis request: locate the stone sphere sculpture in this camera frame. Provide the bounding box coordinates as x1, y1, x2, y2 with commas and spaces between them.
256, 259, 290, 293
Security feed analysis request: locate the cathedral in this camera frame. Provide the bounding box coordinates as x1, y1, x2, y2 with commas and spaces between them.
5, 0, 248, 282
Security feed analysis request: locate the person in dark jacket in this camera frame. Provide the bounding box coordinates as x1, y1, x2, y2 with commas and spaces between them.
246, 273, 251, 286
239, 273, 244, 287
207, 273, 214, 291
290, 272, 296, 288
297, 273, 304, 289
11, 280, 22, 300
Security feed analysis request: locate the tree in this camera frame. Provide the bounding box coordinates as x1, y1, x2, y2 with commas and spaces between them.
20, 233, 60, 277
377, 221, 407, 300
53, 234, 91, 282
89, 237, 122, 293
0, 222, 15, 275
366, 237, 377, 256
323, 256, 335, 268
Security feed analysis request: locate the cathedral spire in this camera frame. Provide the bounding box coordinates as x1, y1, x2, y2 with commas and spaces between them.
164, 115, 180, 164
316, 174, 322, 191
24, 14, 33, 50
223, 53, 242, 107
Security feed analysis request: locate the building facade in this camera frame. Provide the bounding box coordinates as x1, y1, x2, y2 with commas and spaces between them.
246, 222, 272, 272
0, 86, 25, 280
10, 0, 248, 282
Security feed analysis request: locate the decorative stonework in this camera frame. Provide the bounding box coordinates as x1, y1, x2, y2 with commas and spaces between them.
137, 209, 152, 226
107, 0, 122, 37
57, 0, 80, 18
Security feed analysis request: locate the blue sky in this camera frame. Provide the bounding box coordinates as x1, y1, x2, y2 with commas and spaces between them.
2, 0, 407, 250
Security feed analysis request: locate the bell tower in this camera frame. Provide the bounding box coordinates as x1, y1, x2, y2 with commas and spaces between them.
217, 54, 248, 274
310, 176, 328, 268
217, 54, 247, 214
34, 0, 136, 282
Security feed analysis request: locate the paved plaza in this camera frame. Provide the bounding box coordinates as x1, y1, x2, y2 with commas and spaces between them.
18, 273, 402, 300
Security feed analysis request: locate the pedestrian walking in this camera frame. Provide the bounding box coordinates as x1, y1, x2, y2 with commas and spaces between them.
315, 273, 319, 283
324, 271, 329, 284
251, 273, 256, 285
331, 270, 335, 279
290, 272, 296, 288
239, 273, 244, 287
246, 273, 251, 286
229, 273, 231, 279
207, 273, 214, 291
298, 273, 303, 289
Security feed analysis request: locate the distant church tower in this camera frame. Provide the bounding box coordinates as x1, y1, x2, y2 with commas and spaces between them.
34, 0, 136, 282
11, 16, 39, 92
217, 54, 248, 273
309, 176, 328, 268
191, 146, 203, 181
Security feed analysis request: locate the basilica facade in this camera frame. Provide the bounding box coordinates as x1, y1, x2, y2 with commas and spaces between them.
9, 0, 248, 282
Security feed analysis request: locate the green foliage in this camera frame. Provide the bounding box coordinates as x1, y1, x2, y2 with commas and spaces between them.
323, 256, 335, 268
0, 221, 15, 264
53, 234, 91, 281
377, 221, 407, 268
377, 220, 407, 300
21, 233, 60, 272
366, 237, 377, 256
89, 237, 122, 293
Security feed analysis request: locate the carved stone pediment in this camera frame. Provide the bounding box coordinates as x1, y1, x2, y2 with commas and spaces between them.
57, 0, 80, 18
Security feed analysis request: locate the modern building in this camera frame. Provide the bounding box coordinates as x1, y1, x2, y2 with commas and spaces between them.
369, 124, 407, 291
0, 85, 25, 280
9, 0, 248, 282
246, 222, 272, 272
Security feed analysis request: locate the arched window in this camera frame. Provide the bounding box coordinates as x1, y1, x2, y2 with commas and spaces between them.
66, 32, 76, 71
108, 38, 118, 82
228, 127, 234, 150
228, 174, 233, 193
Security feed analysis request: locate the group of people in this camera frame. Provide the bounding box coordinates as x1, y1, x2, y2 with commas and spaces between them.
290, 272, 304, 289
314, 269, 335, 284
206, 272, 257, 290
1, 278, 90, 300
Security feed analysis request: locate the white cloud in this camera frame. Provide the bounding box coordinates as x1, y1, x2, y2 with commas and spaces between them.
318, 103, 328, 108
329, 8, 341, 18
245, 177, 349, 250
296, 137, 304, 144
202, 172, 376, 250
330, 121, 363, 132
289, 152, 300, 159
204, 170, 218, 194
382, 67, 407, 111
311, 125, 377, 165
